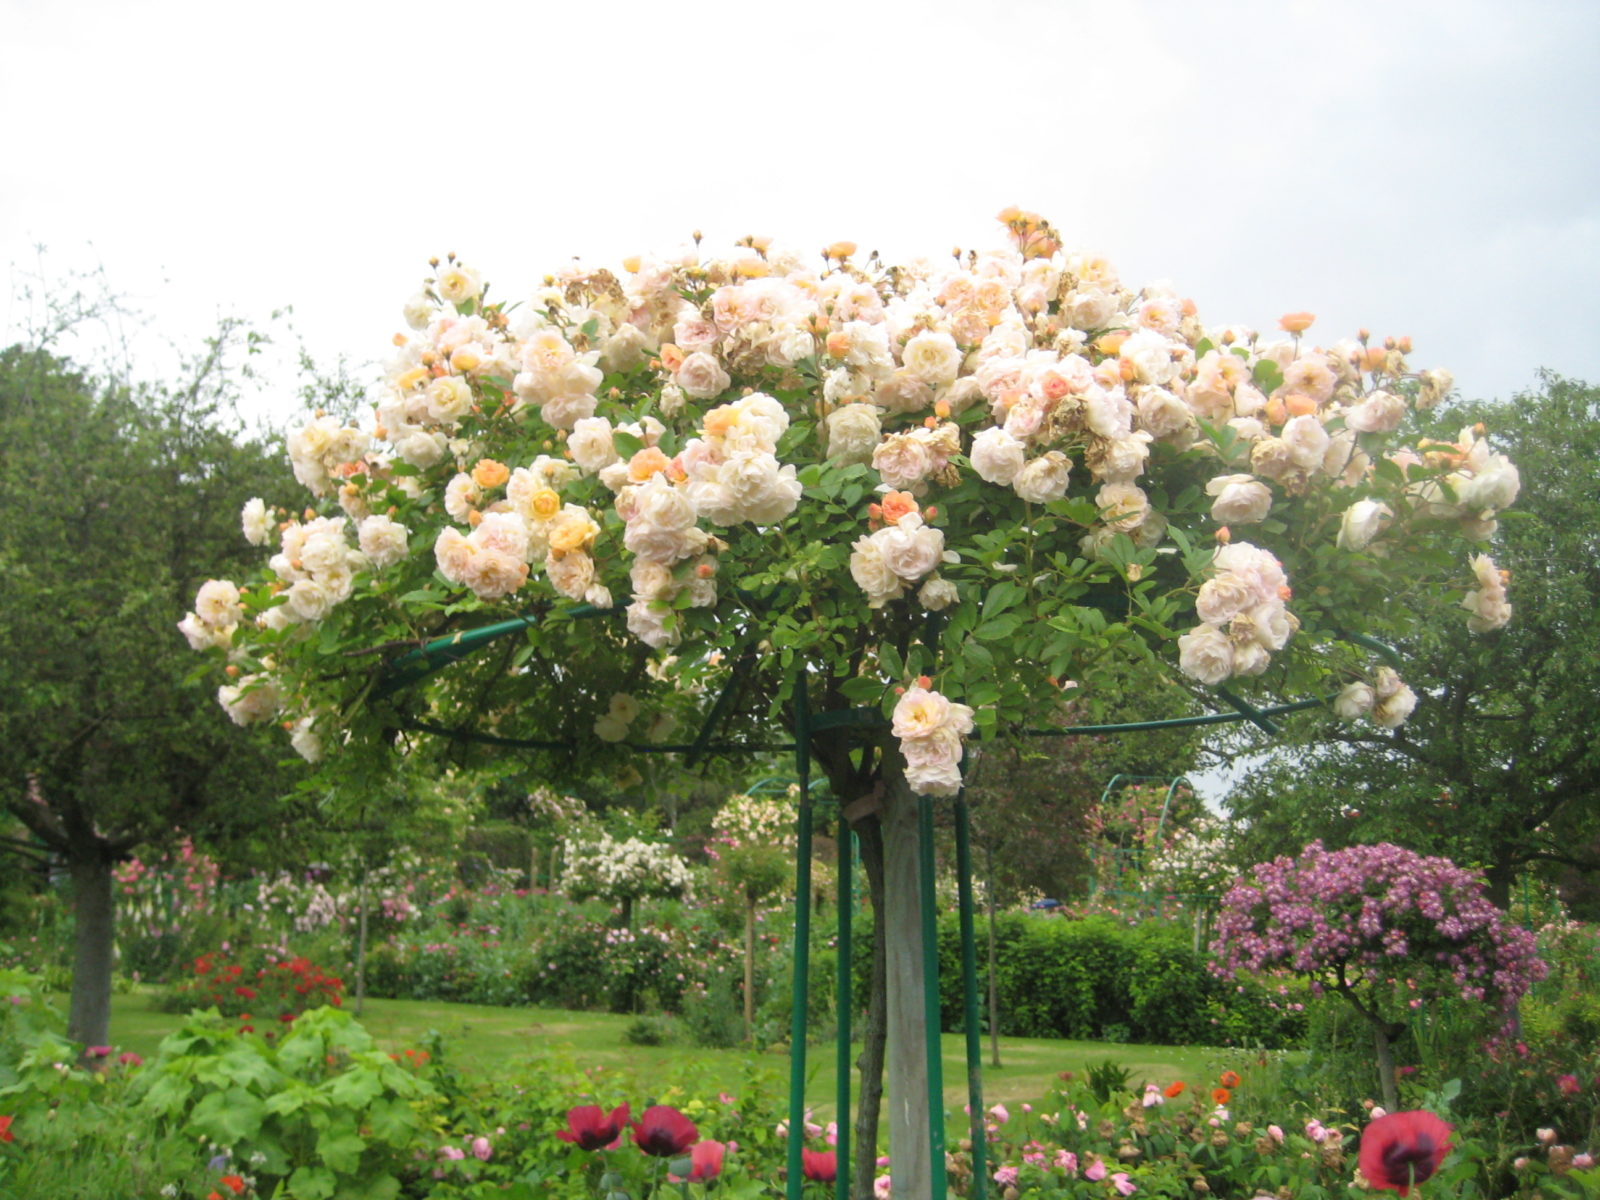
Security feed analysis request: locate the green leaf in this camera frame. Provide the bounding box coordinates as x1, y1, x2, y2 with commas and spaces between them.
878, 641, 905, 680
317, 1126, 369, 1174
288, 1165, 337, 1200
1252, 358, 1283, 394
189, 1087, 266, 1144
838, 676, 884, 705
612, 429, 645, 458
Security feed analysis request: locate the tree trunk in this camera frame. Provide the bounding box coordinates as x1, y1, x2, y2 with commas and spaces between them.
1372, 1019, 1401, 1112
67, 848, 116, 1050
986, 843, 1001, 1070
853, 816, 888, 1200
355, 868, 370, 1018
744, 889, 757, 1043
880, 767, 932, 1200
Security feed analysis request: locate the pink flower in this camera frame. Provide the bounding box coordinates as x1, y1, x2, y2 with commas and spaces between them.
1054, 1149, 1078, 1175
470, 1136, 491, 1161
1085, 1158, 1108, 1181
1112, 1171, 1137, 1196
1574, 1153, 1595, 1170
989, 1102, 1010, 1125
1557, 1074, 1581, 1096
1358, 1110, 1452, 1196
439, 1146, 465, 1161
993, 1165, 1019, 1185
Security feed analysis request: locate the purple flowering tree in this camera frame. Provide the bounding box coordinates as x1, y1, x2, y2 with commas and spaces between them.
1210, 841, 1546, 1109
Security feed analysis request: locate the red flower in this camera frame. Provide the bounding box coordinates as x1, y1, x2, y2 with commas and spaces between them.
1163, 1081, 1186, 1098
0, 1113, 14, 1143
1359, 1110, 1453, 1196
631, 1104, 699, 1157
802, 1148, 838, 1182
677, 1139, 725, 1181
556, 1103, 630, 1152
1211, 1087, 1232, 1105
220, 1175, 247, 1195
1219, 1070, 1241, 1089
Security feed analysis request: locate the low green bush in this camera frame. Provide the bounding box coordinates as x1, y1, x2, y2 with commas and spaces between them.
853, 911, 1308, 1047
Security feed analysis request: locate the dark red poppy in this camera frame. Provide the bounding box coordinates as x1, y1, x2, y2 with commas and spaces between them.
1359, 1110, 1453, 1196
557, 1103, 630, 1151
631, 1104, 699, 1157
802, 1148, 838, 1182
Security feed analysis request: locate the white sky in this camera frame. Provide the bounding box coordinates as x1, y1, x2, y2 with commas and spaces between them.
5, 0, 1597, 428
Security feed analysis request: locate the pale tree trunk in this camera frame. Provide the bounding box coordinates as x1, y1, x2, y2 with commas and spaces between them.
986, 843, 1001, 1070
852, 815, 888, 1200
880, 767, 932, 1200
1372, 1021, 1401, 1112
67, 848, 116, 1050
744, 889, 757, 1043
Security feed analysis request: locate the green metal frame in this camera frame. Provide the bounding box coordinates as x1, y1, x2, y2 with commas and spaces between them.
369, 602, 1366, 1199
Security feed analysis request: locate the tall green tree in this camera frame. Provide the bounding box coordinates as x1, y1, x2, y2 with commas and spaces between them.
1224, 374, 1600, 907
0, 336, 298, 1046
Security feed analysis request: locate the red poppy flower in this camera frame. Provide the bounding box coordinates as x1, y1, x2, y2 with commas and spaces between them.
1359, 1110, 1453, 1196
802, 1148, 838, 1182
1211, 1086, 1232, 1104
220, 1175, 247, 1195
556, 1103, 631, 1151
1219, 1070, 1241, 1089
1163, 1081, 1186, 1098
631, 1104, 699, 1157
0, 1114, 13, 1143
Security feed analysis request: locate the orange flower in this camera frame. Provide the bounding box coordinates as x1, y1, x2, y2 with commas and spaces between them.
471, 458, 510, 489
1219, 1069, 1242, 1088
659, 343, 686, 373
1278, 311, 1315, 334
1212, 1087, 1232, 1104
879, 491, 919, 525
220, 1175, 248, 1196
1164, 1081, 1186, 1098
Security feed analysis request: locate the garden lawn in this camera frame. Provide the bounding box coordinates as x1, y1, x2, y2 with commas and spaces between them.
99, 989, 1254, 1124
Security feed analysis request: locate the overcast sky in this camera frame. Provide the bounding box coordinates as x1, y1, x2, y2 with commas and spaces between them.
5, 0, 1597, 427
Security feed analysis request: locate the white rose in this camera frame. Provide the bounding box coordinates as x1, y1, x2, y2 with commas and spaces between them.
195, 579, 242, 629
1281, 414, 1331, 469
426, 375, 474, 424
177, 612, 231, 652
1195, 574, 1258, 626
444, 473, 483, 522
569, 417, 621, 473
1250, 437, 1299, 484
1336, 499, 1392, 551
1013, 452, 1072, 504
626, 598, 680, 649
969, 427, 1027, 487
919, 576, 959, 611
290, 717, 323, 764
718, 453, 801, 526
397, 429, 448, 469
601, 322, 651, 372
900, 329, 962, 386
241, 498, 272, 547
1333, 681, 1376, 720
850, 536, 905, 607
217, 674, 282, 726
403, 293, 433, 331
1177, 624, 1234, 684
1206, 474, 1273, 525
676, 351, 731, 400
1344, 389, 1406, 434
1373, 683, 1418, 728
286, 578, 336, 622
1135, 387, 1193, 439
824, 404, 882, 465
874, 515, 945, 582
464, 548, 528, 600
358, 515, 410, 568
872, 433, 934, 491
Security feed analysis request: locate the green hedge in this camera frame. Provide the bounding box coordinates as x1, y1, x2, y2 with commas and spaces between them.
851, 911, 1307, 1048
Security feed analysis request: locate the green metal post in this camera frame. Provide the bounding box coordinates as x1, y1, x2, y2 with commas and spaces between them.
953, 793, 987, 1199
835, 827, 853, 1200
787, 677, 814, 1200
917, 797, 949, 1196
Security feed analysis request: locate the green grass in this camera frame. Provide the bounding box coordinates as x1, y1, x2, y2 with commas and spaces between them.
102, 989, 1251, 1122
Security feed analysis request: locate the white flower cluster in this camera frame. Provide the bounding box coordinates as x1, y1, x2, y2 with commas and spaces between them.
560, 833, 694, 903
1176, 543, 1296, 685
1332, 666, 1418, 729
891, 685, 976, 798
711, 792, 797, 852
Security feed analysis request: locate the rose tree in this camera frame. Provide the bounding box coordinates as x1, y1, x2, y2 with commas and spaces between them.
1210, 841, 1546, 1110
190, 209, 1518, 1197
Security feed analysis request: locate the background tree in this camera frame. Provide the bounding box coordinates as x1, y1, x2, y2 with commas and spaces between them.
1211, 840, 1546, 1110
1223, 375, 1600, 907
0, 333, 299, 1047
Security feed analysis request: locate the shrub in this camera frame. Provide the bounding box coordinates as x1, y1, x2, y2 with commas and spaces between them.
165, 951, 344, 1026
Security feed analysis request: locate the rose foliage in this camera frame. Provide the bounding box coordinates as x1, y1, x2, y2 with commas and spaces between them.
187, 209, 1519, 796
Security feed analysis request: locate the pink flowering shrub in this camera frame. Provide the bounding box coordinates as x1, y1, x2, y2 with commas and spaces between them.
1211, 841, 1546, 1105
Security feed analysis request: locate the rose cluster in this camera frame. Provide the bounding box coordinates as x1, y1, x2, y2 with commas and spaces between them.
186, 211, 1522, 799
